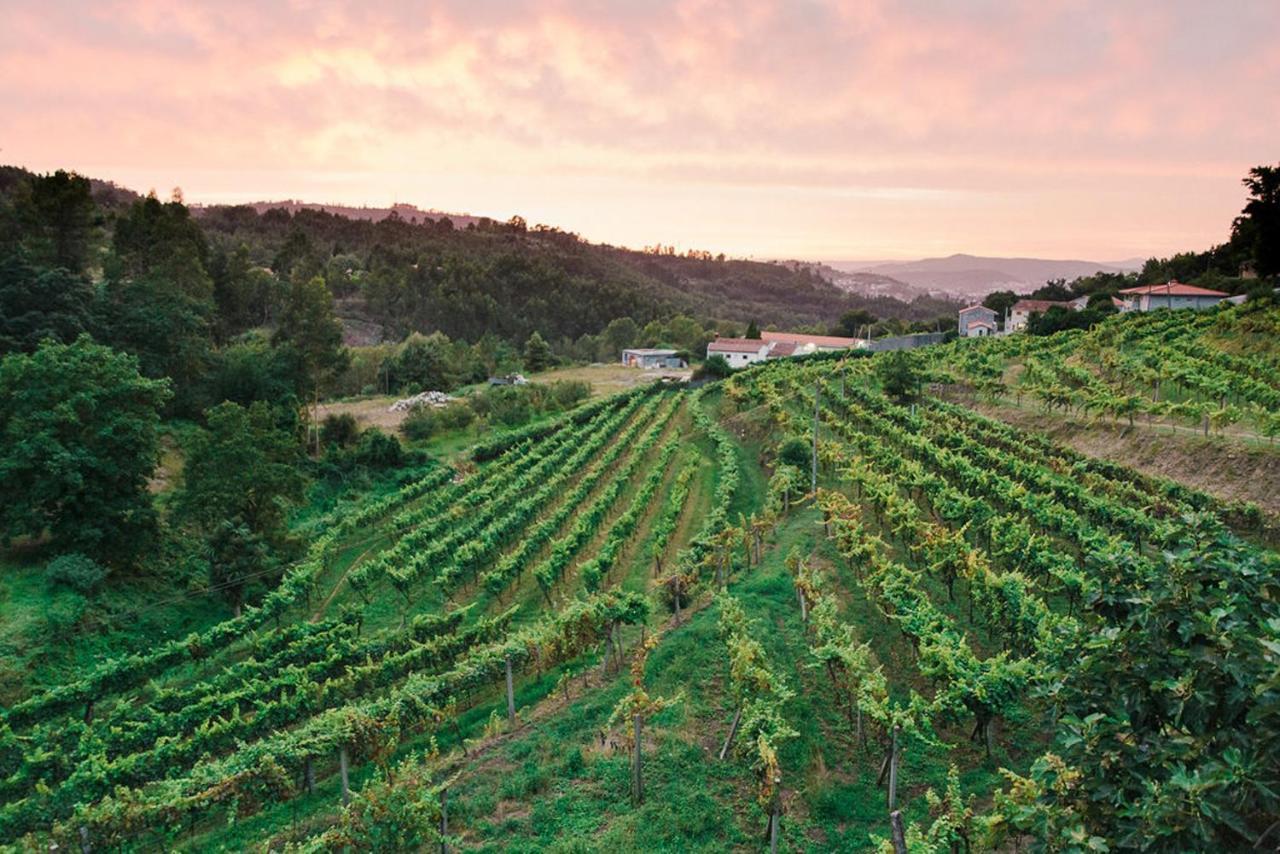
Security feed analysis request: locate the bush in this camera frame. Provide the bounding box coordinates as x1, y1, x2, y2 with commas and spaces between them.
401, 406, 439, 441
435, 401, 476, 430
777, 436, 811, 469
693, 354, 732, 380
352, 428, 404, 468
320, 413, 360, 448
547, 379, 590, 410
46, 553, 109, 594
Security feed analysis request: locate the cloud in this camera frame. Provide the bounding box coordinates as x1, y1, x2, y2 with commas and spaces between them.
0, 0, 1275, 258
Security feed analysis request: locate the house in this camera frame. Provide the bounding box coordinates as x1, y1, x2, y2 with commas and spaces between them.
1116, 281, 1230, 312
1069, 295, 1091, 311
621, 348, 687, 370
759, 331, 865, 354
1007, 299, 1070, 332
706, 337, 773, 367
957, 304, 998, 337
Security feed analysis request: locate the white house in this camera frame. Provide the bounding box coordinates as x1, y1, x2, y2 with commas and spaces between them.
957, 304, 998, 337
621, 348, 687, 369
706, 337, 773, 367
1116, 282, 1230, 312
1007, 299, 1070, 332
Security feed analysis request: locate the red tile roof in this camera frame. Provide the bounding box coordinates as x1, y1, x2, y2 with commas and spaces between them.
966, 319, 996, 329
1118, 281, 1230, 297
1012, 299, 1070, 313
959, 304, 995, 314
767, 340, 798, 356
760, 331, 861, 349
708, 337, 771, 354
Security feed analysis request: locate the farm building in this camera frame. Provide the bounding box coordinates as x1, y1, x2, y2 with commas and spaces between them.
706, 337, 773, 367
957, 304, 999, 337
621, 348, 687, 369
1007, 299, 1071, 332
1116, 281, 1230, 312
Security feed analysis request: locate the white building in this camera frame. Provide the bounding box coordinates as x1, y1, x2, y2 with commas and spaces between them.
1007, 299, 1070, 332
621, 348, 687, 369
1116, 282, 1230, 312
706, 337, 773, 367
957, 304, 998, 337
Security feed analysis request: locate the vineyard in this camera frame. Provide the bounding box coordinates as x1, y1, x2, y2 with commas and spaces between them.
2, 306, 1278, 851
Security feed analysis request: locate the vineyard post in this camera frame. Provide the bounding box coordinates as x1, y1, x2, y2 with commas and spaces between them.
505, 656, 516, 724
631, 714, 644, 805
439, 786, 448, 854
887, 725, 900, 810
78, 825, 90, 854
889, 810, 907, 854
339, 746, 351, 806
811, 381, 819, 494
768, 792, 781, 854
718, 706, 742, 760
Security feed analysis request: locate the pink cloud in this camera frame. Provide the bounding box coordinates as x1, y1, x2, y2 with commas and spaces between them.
0, 0, 1274, 259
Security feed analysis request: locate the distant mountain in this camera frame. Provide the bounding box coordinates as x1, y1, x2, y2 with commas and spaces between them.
827, 253, 1142, 299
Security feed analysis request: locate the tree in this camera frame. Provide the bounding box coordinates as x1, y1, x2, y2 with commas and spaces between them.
831, 309, 876, 338
274, 274, 348, 451
777, 436, 811, 470
0, 252, 95, 353
0, 336, 170, 565
207, 518, 273, 616
982, 290, 1018, 322
12, 170, 99, 274
177, 400, 306, 547
524, 330, 552, 373
1028, 279, 1073, 302
877, 350, 923, 403
745, 320, 761, 339
1231, 163, 1280, 278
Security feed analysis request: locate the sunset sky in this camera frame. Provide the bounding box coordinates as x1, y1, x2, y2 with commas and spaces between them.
2, 1, 1276, 261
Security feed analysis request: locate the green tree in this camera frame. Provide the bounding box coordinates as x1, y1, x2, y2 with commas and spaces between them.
274, 274, 348, 451
876, 350, 923, 403
831, 309, 876, 338
982, 290, 1018, 320
0, 336, 170, 564
13, 170, 100, 274
745, 319, 761, 339
524, 330, 553, 373
206, 518, 274, 616
177, 401, 306, 546
0, 252, 95, 353
694, 354, 733, 380
1231, 163, 1280, 277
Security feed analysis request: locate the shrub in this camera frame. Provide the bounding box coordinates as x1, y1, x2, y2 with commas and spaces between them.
320, 413, 360, 448
693, 354, 732, 380
435, 401, 476, 430
547, 380, 590, 410
353, 428, 404, 468
401, 406, 439, 441
46, 553, 109, 594
777, 436, 811, 469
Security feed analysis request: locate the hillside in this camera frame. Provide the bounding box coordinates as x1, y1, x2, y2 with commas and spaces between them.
2, 304, 1276, 851
830, 253, 1142, 298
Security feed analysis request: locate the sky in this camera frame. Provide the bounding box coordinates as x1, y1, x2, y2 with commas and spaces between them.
2, 0, 1277, 261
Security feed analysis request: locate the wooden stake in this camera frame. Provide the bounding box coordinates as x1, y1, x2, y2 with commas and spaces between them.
505, 656, 516, 724
887, 725, 900, 810
718, 707, 743, 760
339, 746, 351, 806
632, 715, 644, 805
889, 810, 908, 854
439, 786, 449, 854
